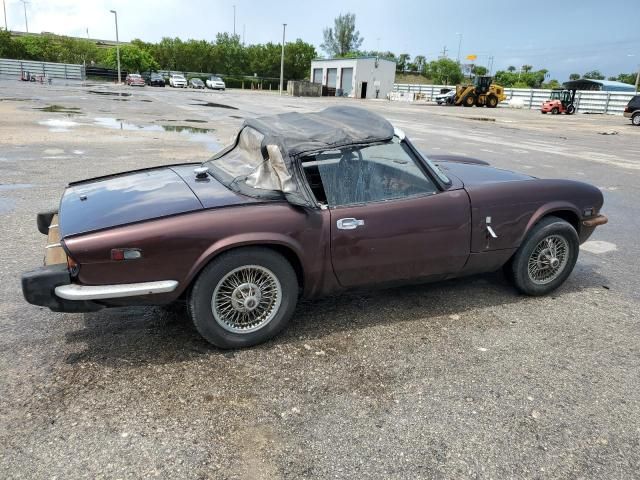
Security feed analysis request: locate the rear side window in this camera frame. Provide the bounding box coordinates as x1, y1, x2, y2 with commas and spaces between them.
630, 96, 640, 108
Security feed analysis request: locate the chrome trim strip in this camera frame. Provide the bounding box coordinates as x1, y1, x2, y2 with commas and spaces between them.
48, 224, 59, 229
55, 280, 178, 301
45, 243, 62, 249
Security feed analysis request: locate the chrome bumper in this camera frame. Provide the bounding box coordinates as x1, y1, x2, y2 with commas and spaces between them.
55, 280, 178, 301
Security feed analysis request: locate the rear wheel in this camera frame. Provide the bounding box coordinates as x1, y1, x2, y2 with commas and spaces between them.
506, 216, 579, 296
551, 107, 559, 115
566, 104, 576, 115
189, 247, 298, 348
486, 95, 499, 108
463, 94, 476, 107
632, 113, 640, 126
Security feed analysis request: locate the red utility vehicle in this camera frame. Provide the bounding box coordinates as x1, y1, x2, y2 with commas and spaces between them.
541, 89, 576, 115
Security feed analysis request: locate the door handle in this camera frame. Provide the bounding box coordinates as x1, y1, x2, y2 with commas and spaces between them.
336, 218, 365, 230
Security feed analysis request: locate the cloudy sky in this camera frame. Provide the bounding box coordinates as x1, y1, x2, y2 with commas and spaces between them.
3, 0, 639, 80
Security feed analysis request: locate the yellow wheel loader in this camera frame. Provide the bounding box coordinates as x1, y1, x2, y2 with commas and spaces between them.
455, 76, 506, 108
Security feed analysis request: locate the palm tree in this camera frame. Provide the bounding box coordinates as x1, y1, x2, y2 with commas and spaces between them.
522, 64, 533, 73
507, 65, 516, 72
413, 55, 426, 74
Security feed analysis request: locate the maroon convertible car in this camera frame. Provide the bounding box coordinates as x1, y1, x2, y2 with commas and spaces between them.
22, 106, 607, 348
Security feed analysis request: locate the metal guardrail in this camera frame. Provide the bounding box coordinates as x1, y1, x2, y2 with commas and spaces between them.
393, 83, 636, 115
0, 58, 85, 80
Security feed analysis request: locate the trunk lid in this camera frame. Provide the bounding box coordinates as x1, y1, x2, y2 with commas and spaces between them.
58, 166, 256, 237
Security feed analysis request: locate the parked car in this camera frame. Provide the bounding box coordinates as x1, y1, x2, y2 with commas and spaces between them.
623, 95, 640, 126
435, 89, 455, 105
22, 106, 607, 349
169, 74, 187, 88
125, 73, 145, 87
206, 75, 226, 90
189, 78, 205, 89
146, 73, 165, 87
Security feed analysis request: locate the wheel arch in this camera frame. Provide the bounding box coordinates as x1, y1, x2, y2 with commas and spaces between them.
180, 234, 306, 298
524, 203, 581, 242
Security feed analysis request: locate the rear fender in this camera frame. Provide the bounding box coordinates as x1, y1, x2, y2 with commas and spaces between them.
182, 232, 307, 294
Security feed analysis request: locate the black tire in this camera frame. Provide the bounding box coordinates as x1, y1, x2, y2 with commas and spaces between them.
189, 247, 298, 349
566, 105, 576, 115
486, 95, 499, 108
551, 107, 559, 115
506, 216, 579, 296
541, 111, 547, 114
632, 113, 640, 126
463, 94, 476, 107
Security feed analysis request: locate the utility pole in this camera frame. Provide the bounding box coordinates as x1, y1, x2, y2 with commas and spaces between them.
279, 23, 286, 96
2, 0, 7, 31
440, 45, 448, 59
233, 5, 236, 36
242, 24, 245, 45
109, 10, 121, 84
20, 0, 29, 33
635, 65, 639, 92
456, 33, 462, 63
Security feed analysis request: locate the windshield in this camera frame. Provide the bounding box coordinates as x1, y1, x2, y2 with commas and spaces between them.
419, 151, 451, 184
130, 74, 141, 78
211, 76, 221, 81
173, 75, 185, 79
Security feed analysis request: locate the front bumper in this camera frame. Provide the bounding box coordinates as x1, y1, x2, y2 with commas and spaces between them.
22, 264, 103, 312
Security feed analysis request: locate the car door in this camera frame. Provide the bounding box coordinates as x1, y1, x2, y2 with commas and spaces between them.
312, 139, 471, 288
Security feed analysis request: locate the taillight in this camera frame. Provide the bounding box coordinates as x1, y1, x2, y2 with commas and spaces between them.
67, 255, 80, 276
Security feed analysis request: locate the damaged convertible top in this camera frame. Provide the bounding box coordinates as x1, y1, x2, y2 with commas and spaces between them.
205, 106, 394, 206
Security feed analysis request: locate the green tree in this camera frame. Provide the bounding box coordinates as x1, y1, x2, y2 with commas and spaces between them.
473, 65, 488, 76
321, 13, 363, 57
507, 65, 516, 72
569, 73, 580, 80
608, 73, 636, 85
0, 29, 24, 58
413, 55, 426, 74
424, 58, 463, 85
521, 64, 533, 73
543, 79, 562, 89
104, 44, 159, 73
397, 53, 411, 72
583, 70, 604, 80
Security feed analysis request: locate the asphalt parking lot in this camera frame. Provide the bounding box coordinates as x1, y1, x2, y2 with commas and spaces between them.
1, 79, 639, 479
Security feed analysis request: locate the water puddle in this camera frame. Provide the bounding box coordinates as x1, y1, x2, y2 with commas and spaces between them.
94, 117, 163, 131
161, 125, 214, 134
35, 105, 83, 115
191, 101, 238, 110
88, 90, 131, 97
38, 118, 79, 132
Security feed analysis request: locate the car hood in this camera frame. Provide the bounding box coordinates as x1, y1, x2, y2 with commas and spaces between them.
59, 165, 256, 237
435, 157, 534, 187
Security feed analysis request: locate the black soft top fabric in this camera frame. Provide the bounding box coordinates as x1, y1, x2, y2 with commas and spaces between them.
243, 105, 394, 157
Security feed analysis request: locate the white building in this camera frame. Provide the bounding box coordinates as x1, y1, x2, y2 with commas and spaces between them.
310, 57, 397, 99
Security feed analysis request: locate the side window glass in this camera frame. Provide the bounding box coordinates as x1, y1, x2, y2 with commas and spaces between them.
302, 138, 437, 207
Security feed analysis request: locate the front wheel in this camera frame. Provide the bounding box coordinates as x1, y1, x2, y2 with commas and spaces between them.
506, 216, 579, 296
189, 248, 298, 348
551, 107, 559, 114
463, 94, 476, 107
486, 95, 499, 108
566, 105, 576, 115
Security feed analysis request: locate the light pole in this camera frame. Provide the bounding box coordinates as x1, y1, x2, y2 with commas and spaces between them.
279, 23, 286, 96
628, 54, 639, 92
20, 0, 29, 33
110, 10, 121, 84
2, 0, 7, 31
456, 32, 462, 64
233, 5, 236, 36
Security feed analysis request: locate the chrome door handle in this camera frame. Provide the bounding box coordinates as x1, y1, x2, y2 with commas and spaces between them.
336, 218, 365, 230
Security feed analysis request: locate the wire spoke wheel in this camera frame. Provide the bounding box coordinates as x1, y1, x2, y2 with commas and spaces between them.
212, 265, 282, 334
527, 234, 570, 285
